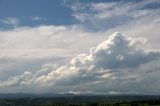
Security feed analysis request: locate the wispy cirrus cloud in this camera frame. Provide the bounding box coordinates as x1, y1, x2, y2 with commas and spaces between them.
31, 16, 46, 21
68, 0, 160, 31
0, 17, 19, 27
67, 0, 160, 50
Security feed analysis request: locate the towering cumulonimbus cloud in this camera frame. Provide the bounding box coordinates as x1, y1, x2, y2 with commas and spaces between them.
0, 32, 160, 94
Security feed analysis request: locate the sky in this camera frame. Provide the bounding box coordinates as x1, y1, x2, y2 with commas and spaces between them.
0, 0, 160, 94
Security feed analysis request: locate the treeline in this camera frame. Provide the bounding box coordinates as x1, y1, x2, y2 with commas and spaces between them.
0, 102, 160, 106
0, 97, 160, 106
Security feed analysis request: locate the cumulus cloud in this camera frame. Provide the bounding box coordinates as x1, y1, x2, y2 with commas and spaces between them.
65, 1, 160, 52
0, 25, 104, 80
0, 1, 160, 94
67, 0, 160, 51
1, 32, 160, 94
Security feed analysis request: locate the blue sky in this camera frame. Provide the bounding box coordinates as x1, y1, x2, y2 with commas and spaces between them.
0, 0, 111, 28
0, 0, 160, 94
0, 0, 159, 30
0, 0, 74, 28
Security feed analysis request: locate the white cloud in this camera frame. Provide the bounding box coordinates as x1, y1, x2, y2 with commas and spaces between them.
31, 16, 45, 21
69, 0, 160, 31
0, 1, 160, 94
0, 32, 160, 94
67, 1, 160, 51
0, 25, 104, 81
0, 17, 19, 27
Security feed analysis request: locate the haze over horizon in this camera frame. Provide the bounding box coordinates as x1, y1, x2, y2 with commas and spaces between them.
0, 0, 160, 95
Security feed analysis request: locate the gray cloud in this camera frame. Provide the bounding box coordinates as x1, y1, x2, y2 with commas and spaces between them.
0, 32, 160, 94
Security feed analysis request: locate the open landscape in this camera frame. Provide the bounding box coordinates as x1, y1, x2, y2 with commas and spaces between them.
0, 94, 160, 106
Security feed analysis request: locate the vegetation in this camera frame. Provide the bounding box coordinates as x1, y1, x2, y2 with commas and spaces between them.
0, 95, 160, 106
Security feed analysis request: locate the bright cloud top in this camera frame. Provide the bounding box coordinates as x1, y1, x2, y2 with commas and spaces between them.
0, 32, 160, 94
